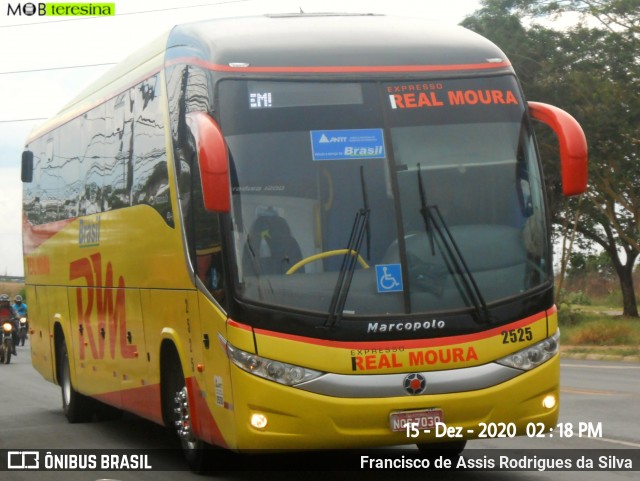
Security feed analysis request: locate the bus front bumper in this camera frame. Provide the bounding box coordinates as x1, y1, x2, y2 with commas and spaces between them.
228, 355, 559, 451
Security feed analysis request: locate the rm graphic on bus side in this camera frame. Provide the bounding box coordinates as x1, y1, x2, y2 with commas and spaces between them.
69, 253, 137, 360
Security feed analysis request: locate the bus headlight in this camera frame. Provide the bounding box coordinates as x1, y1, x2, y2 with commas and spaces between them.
225, 341, 325, 386
496, 331, 559, 371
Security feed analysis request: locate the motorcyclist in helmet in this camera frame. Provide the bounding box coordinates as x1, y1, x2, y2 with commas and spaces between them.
12, 295, 28, 346
12, 295, 27, 318
0, 294, 18, 355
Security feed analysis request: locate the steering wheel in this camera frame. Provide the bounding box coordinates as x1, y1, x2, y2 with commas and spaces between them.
286, 249, 370, 275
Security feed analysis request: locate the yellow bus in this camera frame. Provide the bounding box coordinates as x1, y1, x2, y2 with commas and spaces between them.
21, 14, 587, 469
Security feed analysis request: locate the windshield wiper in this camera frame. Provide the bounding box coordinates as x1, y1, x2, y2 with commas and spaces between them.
417, 163, 436, 256
416, 164, 492, 324
325, 166, 370, 328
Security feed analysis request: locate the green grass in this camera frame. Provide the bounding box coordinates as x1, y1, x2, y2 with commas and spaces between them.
559, 309, 640, 360
560, 316, 640, 346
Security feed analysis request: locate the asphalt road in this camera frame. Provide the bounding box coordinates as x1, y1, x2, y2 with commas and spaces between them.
1, 341, 638, 481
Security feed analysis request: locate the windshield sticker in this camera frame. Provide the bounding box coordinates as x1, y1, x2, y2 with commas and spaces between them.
310, 128, 385, 161
375, 264, 403, 293
386, 83, 519, 110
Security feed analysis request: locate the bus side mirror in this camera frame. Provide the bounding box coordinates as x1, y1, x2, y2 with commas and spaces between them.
528, 101, 588, 196
21, 150, 34, 183
185, 112, 230, 212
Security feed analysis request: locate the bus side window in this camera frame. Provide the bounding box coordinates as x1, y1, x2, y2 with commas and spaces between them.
173, 65, 226, 305
192, 168, 225, 302
178, 143, 225, 303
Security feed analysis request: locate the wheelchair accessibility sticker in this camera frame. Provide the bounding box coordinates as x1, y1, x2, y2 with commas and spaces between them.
310, 128, 385, 161
375, 264, 403, 293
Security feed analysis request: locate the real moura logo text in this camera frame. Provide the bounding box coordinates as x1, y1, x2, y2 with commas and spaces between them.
388, 88, 519, 109
351, 346, 478, 371
6, 3, 115, 16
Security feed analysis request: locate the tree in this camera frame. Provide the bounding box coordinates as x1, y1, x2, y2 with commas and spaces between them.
567, 250, 616, 281
509, 0, 640, 39
463, 0, 640, 316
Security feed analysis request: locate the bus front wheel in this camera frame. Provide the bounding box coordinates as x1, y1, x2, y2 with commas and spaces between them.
163, 352, 212, 472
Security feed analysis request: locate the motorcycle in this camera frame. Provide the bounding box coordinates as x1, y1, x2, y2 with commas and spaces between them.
18, 317, 28, 346
0, 320, 13, 364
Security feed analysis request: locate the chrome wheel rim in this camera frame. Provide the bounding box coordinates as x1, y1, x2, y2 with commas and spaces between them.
174, 386, 198, 449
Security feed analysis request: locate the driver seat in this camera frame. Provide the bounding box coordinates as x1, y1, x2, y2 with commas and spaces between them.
243, 213, 304, 275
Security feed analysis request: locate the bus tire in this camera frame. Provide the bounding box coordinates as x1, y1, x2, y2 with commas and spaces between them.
416, 440, 467, 458
58, 340, 94, 423
162, 347, 212, 472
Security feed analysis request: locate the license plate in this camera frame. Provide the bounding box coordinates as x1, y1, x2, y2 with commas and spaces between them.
390, 409, 443, 432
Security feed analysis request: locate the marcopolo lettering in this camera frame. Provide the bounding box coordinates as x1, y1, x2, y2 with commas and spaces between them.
367, 319, 445, 333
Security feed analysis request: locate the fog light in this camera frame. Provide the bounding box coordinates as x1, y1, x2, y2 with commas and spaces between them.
542, 394, 557, 409
250, 413, 268, 429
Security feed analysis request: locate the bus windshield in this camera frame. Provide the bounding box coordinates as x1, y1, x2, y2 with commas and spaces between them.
218, 76, 550, 318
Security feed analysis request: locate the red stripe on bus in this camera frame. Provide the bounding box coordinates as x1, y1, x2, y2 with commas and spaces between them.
93, 378, 228, 448
252, 310, 548, 350
94, 383, 163, 425
227, 319, 253, 331
22, 216, 75, 255
167, 56, 512, 74
186, 376, 228, 448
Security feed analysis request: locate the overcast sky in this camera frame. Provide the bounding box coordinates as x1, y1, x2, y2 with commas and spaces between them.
0, 0, 483, 276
